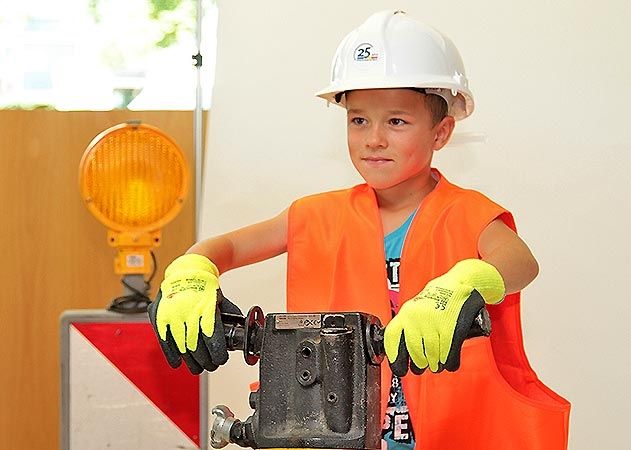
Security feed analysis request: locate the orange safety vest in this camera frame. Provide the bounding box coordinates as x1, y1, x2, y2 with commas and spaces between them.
286, 170, 570, 450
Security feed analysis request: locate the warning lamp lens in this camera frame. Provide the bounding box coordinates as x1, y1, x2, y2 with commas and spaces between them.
80, 124, 188, 231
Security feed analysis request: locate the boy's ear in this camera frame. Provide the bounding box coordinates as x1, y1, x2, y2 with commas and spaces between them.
433, 116, 456, 151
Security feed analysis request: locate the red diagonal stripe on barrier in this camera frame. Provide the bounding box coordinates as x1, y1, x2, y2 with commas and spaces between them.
73, 322, 200, 446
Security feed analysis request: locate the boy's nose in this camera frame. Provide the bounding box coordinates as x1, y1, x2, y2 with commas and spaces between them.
366, 125, 387, 149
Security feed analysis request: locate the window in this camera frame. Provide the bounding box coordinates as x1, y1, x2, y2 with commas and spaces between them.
0, 0, 217, 110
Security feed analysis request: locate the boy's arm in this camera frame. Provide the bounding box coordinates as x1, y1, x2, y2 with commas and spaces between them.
186, 208, 289, 273
147, 208, 288, 374
478, 219, 539, 294
384, 219, 539, 376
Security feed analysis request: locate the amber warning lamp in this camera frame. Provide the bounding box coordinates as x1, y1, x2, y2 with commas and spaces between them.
79, 122, 189, 313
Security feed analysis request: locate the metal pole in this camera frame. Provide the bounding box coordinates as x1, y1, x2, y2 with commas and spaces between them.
193, 0, 204, 237
194, 3, 209, 448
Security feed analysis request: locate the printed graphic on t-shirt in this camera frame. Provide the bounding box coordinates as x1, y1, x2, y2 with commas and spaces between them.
386, 258, 401, 294
386, 257, 402, 317
382, 374, 414, 448
382, 256, 415, 450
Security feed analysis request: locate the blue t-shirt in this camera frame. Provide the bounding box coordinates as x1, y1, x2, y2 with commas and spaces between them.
382, 212, 416, 450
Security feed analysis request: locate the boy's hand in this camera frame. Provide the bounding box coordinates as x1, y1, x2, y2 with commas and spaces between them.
147, 254, 238, 374
384, 259, 505, 376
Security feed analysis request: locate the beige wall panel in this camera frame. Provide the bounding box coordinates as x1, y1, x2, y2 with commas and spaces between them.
0, 110, 204, 450
206, 1, 631, 449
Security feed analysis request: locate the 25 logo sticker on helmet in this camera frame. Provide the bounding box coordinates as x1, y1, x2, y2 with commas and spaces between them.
354, 43, 379, 61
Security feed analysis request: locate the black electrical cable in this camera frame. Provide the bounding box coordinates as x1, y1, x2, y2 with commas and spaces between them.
107, 251, 157, 314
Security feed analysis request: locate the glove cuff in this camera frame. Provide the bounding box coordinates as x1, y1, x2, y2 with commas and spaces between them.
165, 253, 220, 278
450, 259, 505, 304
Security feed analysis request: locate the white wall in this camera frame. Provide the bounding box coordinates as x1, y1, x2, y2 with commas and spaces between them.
204, 1, 631, 448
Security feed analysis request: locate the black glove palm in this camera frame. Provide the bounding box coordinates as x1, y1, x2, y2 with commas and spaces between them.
148, 289, 242, 375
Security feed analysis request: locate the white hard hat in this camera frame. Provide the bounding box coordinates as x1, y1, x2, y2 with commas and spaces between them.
316, 10, 474, 120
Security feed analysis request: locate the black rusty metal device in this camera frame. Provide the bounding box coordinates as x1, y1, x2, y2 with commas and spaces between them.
213, 309, 385, 449
210, 301, 491, 450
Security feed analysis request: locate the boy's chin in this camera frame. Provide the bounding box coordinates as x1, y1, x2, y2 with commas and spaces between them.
364, 173, 434, 192
364, 179, 399, 190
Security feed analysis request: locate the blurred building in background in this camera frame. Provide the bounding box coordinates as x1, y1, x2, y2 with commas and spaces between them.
0, 0, 217, 110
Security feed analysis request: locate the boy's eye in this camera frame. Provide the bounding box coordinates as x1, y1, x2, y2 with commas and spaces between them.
389, 118, 407, 126
350, 117, 366, 126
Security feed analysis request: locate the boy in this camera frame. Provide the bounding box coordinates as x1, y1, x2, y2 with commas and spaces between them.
149, 10, 570, 450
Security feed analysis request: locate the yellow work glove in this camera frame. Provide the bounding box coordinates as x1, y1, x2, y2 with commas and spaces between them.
147, 253, 241, 374
384, 259, 504, 376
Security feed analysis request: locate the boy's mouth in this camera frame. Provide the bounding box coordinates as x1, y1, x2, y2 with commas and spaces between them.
362, 156, 393, 166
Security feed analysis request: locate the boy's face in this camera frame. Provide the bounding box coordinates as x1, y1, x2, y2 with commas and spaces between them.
345, 89, 453, 191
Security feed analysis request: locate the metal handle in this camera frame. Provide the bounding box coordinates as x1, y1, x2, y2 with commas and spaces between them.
370, 306, 491, 359
221, 305, 265, 365
210, 405, 237, 449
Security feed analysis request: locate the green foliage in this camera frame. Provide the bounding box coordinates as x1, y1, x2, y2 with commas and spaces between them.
156, 28, 179, 48
88, 0, 193, 49
149, 0, 183, 19
88, 0, 101, 23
